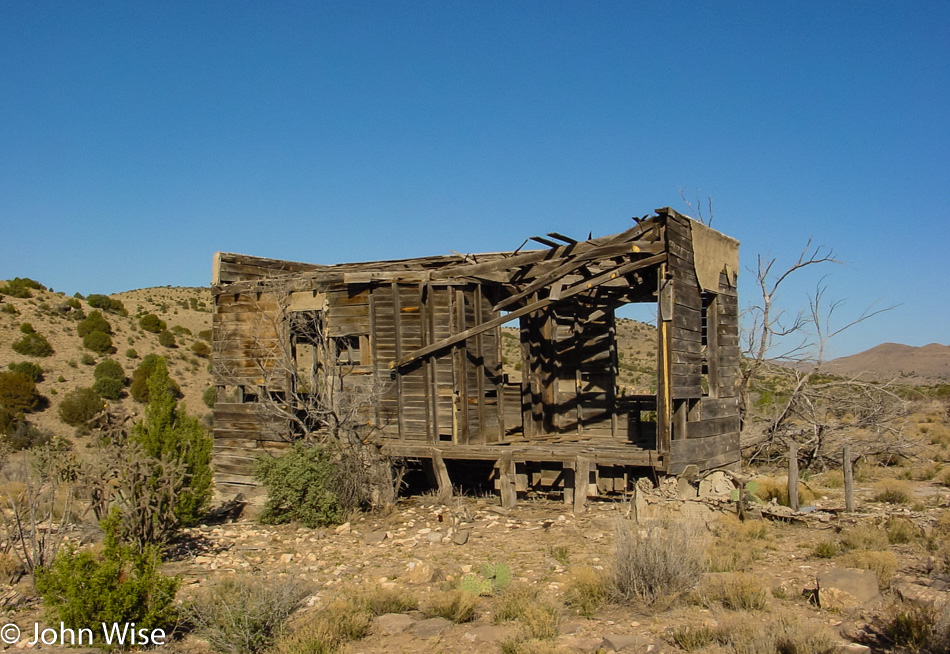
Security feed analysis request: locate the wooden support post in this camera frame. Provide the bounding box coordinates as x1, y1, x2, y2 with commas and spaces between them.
498, 455, 517, 509
843, 444, 855, 513
574, 456, 590, 514
788, 442, 799, 511
563, 461, 575, 506
423, 450, 453, 501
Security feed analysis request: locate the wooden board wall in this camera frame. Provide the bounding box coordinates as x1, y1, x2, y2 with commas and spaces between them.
660, 210, 741, 473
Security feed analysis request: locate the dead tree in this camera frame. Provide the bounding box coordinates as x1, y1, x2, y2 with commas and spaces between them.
739, 244, 908, 470
213, 286, 398, 507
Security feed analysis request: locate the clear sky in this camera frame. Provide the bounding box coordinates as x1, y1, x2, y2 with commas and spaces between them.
1, 1, 947, 358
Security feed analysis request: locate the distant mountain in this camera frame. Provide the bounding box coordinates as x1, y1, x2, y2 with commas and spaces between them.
821, 342, 950, 384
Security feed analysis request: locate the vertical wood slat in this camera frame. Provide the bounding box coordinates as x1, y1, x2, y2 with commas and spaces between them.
419, 282, 434, 443
391, 282, 404, 440
455, 289, 469, 444
369, 288, 381, 429
473, 286, 487, 443
425, 284, 440, 442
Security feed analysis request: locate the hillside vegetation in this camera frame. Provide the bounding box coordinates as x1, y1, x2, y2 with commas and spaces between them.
0, 281, 214, 443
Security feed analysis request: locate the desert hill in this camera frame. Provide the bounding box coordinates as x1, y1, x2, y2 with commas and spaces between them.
0, 282, 214, 443
822, 342, 950, 384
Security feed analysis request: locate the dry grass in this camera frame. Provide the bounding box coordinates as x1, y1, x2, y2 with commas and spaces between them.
698, 572, 769, 611
812, 469, 844, 489
492, 585, 540, 624
714, 613, 840, 654
562, 566, 608, 617
886, 516, 921, 544
611, 517, 709, 607
754, 476, 816, 507
706, 515, 771, 572
840, 523, 889, 551
425, 589, 479, 623
667, 624, 717, 651
873, 479, 914, 504
500, 639, 572, 654
838, 549, 899, 590
492, 585, 560, 640
352, 585, 417, 616
883, 603, 950, 654
810, 540, 840, 559
273, 598, 372, 654
186, 574, 313, 654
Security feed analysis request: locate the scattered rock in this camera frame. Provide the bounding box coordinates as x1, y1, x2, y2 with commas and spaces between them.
426, 531, 443, 543
894, 577, 949, 609
840, 644, 872, 654
817, 568, 881, 610
677, 476, 698, 499
698, 471, 734, 498
462, 625, 514, 643
364, 530, 388, 544
410, 617, 454, 638
334, 522, 351, 535
602, 633, 650, 651
406, 561, 443, 584
452, 530, 470, 545
374, 613, 416, 635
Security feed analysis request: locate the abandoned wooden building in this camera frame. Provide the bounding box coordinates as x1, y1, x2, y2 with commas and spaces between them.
210, 207, 741, 508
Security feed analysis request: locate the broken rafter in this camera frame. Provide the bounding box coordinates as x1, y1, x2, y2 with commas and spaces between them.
391, 252, 666, 370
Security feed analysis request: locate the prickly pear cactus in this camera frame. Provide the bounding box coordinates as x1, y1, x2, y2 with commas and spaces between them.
480, 562, 512, 591
460, 573, 494, 596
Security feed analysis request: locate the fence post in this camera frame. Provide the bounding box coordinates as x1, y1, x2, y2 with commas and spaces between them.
788, 442, 799, 511
843, 444, 854, 513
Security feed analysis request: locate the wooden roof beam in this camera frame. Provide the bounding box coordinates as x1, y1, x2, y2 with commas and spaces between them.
391, 253, 666, 370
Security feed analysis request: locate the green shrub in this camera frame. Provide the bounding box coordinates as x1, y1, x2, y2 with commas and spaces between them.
157, 330, 176, 348
129, 358, 213, 527
66, 297, 81, 311
171, 325, 191, 336
11, 331, 54, 357
0, 371, 41, 415
139, 314, 166, 333
86, 294, 127, 315
185, 575, 312, 654
20, 321, 35, 334
130, 354, 180, 403
191, 341, 211, 358
77, 310, 112, 337
34, 528, 179, 640
94, 359, 125, 382
8, 361, 43, 382
80, 353, 96, 365
58, 387, 104, 427
2, 303, 18, 315
203, 385, 217, 409
83, 330, 114, 354
125, 347, 139, 359
255, 443, 346, 527
0, 277, 45, 298
93, 377, 124, 400
198, 329, 212, 341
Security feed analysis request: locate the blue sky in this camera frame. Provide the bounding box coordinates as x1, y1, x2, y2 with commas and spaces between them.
1, 1, 947, 358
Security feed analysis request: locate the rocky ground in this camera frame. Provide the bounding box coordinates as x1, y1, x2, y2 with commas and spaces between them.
5, 468, 946, 654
